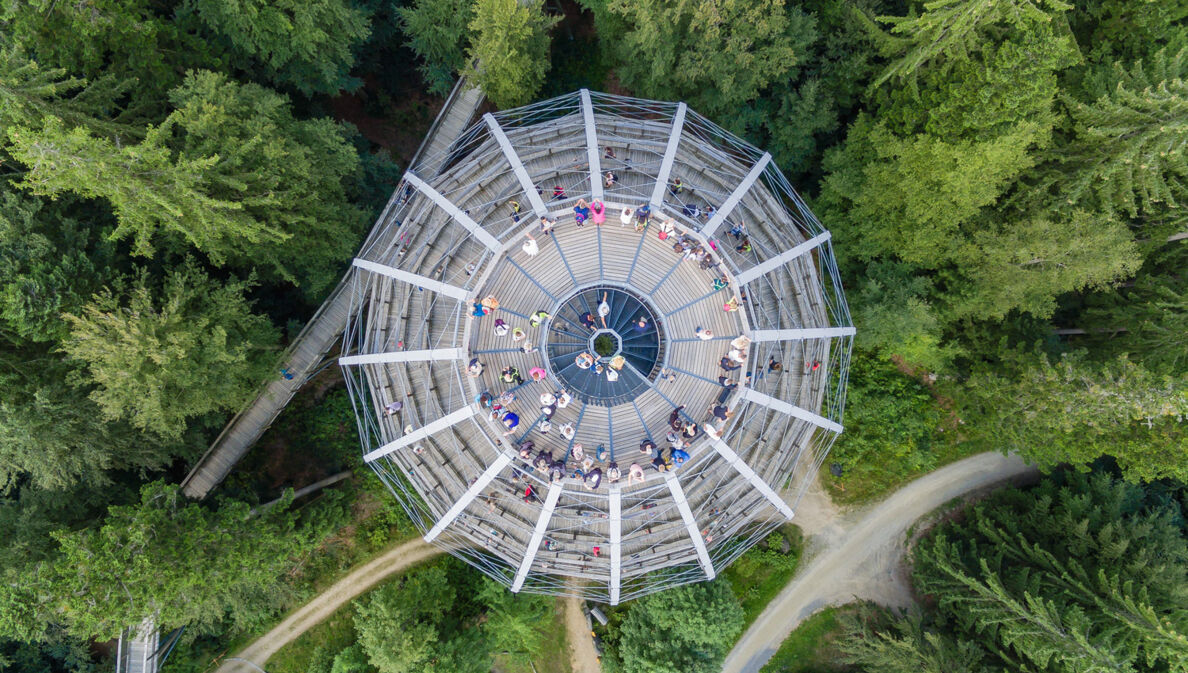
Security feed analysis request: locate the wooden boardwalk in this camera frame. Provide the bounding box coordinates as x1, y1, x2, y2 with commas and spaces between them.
340, 93, 855, 603
180, 78, 486, 499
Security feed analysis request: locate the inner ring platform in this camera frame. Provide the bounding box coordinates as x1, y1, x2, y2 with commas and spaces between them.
545, 286, 662, 405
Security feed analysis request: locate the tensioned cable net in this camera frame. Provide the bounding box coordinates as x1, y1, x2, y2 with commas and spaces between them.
340, 90, 854, 604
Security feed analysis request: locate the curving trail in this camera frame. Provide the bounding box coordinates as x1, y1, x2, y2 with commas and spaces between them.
721, 452, 1037, 673
216, 452, 1035, 673
216, 539, 440, 673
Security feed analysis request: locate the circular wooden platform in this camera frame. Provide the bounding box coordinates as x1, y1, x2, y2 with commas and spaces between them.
340, 91, 853, 604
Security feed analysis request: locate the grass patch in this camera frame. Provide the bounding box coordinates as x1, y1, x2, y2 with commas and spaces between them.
759, 604, 858, 673
495, 599, 573, 673
823, 439, 979, 506
723, 524, 803, 629
267, 604, 357, 673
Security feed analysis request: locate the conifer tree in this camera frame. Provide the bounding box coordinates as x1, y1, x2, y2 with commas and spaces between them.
397, 0, 476, 96
874, 0, 1073, 89
463, 0, 558, 109
61, 264, 279, 439
1052, 46, 1188, 227
961, 351, 1188, 481
7, 117, 279, 261
192, 0, 372, 95
0, 47, 141, 139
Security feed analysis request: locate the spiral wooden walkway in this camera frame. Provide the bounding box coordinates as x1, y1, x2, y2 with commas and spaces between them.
340, 91, 855, 603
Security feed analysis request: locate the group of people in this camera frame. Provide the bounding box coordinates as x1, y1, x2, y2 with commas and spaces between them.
516, 436, 613, 491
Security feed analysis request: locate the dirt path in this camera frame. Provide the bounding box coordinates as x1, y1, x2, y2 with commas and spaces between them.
216, 538, 603, 673
564, 596, 604, 673
216, 539, 441, 673
721, 452, 1037, 673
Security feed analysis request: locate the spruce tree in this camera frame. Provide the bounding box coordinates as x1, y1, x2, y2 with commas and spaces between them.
1053, 46, 1188, 228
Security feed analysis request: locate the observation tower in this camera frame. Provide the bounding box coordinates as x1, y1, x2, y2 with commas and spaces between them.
340, 90, 853, 604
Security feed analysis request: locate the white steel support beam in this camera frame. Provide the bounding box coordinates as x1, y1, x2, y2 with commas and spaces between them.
339, 348, 464, 366
580, 89, 604, 202
664, 472, 715, 580
709, 439, 796, 519
352, 258, 471, 301
751, 326, 856, 341
512, 483, 564, 592
424, 452, 513, 542
741, 387, 843, 434
701, 153, 771, 238
734, 232, 831, 285
405, 171, 502, 251
364, 406, 477, 463
650, 102, 687, 208
484, 114, 549, 216
609, 485, 622, 604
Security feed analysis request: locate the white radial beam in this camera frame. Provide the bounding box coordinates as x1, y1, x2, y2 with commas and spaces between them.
512, 482, 564, 592
650, 102, 687, 208
339, 348, 464, 366
425, 452, 513, 542
352, 258, 471, 301
404, 171, 502, 252
701, 152, 771, 239
609, 485, 622, 605
483, 113, 549, 216
581, 89, 604, 202
708, 438, 795, 520
740, 387, 843, 434
364, 406, 476, 463
752, 326, 856, 341
734, 232, 831, 285
664, 472, 715, 580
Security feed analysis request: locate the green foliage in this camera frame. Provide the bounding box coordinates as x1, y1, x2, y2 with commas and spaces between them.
596, 0, 812, 123
874, 0, 1074, 90
819, 115, 1042, 266
397, 0, 476, 96
905, 471, 1188, 672
951, 210, 1140, 320
961, 350, 1188, 481
839, 609, 993, 673
61, 264, 279, 439
0, 0, 213, 104
40, 482, 308, 640
477, 577, 551, 665
1045, 45, 1188, 228
851, 261, 953, 369
1077, 245, 1188, 374
829, 355, 945, 485
164, 71, 368, 296
353, 563, 487, 673
0, 46, 142, 139
0, 189, 118, 344
723, 526, 803, 628
7, 117, 279, 261
192, 0, 372, 95
618, 579, 744, 673
760, 606, 853, 673
463, 0, 557, 109
875, 5, 1080, 140
0, 357, 165, 492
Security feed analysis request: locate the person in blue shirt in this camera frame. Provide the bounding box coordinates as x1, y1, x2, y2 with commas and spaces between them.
501, 411, 520, 435
671, 448, 690, 465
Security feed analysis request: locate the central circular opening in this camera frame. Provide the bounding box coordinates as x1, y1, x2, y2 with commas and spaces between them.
545, 286, 663, 406
592, 333, 617, 357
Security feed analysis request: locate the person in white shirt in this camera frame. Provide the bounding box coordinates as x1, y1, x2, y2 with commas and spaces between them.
522, 232, 539, 256
620, 207, 634, 226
